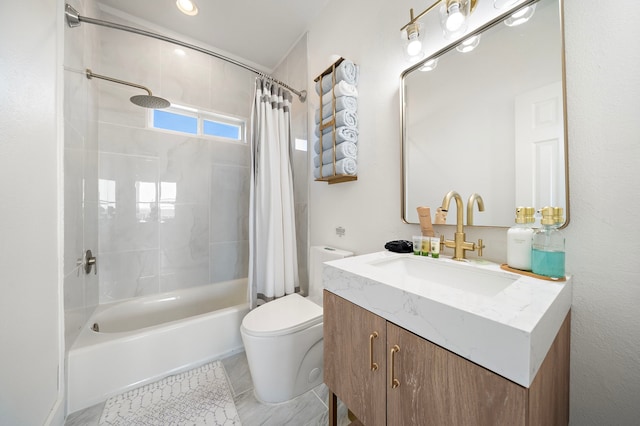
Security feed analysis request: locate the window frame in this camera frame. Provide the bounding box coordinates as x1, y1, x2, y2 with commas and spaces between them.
149, 104, 247, 143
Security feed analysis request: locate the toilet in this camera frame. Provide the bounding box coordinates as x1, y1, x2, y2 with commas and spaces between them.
240, 246, 352, 403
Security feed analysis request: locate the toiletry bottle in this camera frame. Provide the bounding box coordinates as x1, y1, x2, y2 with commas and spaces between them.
507, 207, 535, 271
531, 206, 565, 278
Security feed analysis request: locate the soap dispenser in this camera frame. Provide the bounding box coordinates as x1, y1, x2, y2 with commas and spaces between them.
507, 207, 535, 271
531, 206, 565, 279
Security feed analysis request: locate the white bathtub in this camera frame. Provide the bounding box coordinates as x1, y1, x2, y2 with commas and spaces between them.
67, 279, 249, 414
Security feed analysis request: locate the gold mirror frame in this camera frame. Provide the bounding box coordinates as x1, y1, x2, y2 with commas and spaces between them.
400, 0, 569, 228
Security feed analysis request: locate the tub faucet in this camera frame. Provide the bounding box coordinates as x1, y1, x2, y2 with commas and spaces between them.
440, 190, 484, 261
466, 193, 485, 226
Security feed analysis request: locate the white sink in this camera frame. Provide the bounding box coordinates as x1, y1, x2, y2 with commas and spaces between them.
369, 255, 517, 297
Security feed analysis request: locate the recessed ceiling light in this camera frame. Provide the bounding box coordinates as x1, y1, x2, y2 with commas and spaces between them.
176, 0, 198, 16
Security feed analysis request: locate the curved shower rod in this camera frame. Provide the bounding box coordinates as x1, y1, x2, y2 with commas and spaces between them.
64, 4, 307, 103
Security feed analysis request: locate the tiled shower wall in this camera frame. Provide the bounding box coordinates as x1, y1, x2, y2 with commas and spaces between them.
93, 12, 308, 302
63, 0, 100, 349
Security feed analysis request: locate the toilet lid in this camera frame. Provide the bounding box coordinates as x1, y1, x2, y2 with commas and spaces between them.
241, 293, 323, 337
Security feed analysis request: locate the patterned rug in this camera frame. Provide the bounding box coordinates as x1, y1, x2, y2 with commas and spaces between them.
99, 361, 241, 425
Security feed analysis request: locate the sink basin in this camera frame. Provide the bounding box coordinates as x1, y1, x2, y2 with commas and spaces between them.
369, 255, 517, 297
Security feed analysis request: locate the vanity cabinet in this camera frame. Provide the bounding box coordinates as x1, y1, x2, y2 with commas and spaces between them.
323, 290, 570, 426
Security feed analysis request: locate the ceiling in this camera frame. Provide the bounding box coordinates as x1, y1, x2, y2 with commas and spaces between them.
97, 0, 331, 71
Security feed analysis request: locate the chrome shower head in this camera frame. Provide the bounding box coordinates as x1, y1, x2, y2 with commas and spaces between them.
85, 69, 170, 109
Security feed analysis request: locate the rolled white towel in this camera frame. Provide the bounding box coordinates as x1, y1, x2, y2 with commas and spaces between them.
313, 142, 358, 167
315, 60, 359, 95
313, 157, 357, 179
315, 110, 358, 136
320, 81, 358, 105
314, 127, 358, 153
314, 96, 357, 124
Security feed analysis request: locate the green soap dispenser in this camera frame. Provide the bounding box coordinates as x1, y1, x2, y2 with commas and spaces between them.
531, 206, 565, 279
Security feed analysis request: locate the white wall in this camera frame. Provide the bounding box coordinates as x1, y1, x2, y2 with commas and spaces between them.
0, 0, 64, 424
307, 0, 640, 424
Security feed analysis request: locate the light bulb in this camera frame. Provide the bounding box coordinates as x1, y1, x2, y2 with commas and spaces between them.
407, 39, 422, 56
456, 35, 481, 53
176, 0, 198, 16
446, 3, 465, 32
419, 58, 439, 72
504, 4, 536, 26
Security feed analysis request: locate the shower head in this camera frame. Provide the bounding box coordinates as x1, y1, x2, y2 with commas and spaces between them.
85, 69, 170, 109
130, 94, 171, 109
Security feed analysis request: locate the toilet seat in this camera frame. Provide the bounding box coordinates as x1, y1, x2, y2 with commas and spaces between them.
241, 293, 322, 338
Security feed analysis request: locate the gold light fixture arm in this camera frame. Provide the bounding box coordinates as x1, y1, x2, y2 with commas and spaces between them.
401, 1, 443, 32
400, 0, 478, 32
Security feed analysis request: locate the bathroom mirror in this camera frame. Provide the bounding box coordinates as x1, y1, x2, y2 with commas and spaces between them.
401, 0, 568, 227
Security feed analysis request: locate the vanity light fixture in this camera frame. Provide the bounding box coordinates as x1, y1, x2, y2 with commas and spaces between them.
504, 4, 536, 26
401, 17, 426, 61
456, 34, 481, 52
401, 0, 478, 53
176, 0, 198, 16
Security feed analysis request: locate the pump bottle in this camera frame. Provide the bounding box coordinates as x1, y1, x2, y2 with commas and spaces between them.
531, 206, 565, 278
507, 207, 535, 271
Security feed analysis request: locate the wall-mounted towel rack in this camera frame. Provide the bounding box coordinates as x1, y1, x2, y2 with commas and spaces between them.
313, 57, 358, 184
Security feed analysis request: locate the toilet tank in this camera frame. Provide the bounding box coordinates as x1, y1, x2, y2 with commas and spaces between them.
308, 246, 353, 306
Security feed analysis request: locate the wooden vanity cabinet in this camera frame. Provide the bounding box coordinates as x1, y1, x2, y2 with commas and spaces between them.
323, 290, 570, 426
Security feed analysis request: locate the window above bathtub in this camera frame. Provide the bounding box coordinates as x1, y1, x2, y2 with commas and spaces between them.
150, 104, 246, 143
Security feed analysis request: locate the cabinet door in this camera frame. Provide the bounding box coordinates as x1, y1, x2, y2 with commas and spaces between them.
324, 291, 387, 426
387, 323, 527, 426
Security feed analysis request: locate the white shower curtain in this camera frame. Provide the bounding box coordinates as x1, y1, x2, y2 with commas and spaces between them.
249, 78, 299, 308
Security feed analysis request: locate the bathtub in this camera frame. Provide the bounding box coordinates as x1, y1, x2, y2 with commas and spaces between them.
67, 279, 249, 414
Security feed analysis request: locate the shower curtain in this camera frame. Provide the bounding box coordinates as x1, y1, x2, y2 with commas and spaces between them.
249, 78, 299, 308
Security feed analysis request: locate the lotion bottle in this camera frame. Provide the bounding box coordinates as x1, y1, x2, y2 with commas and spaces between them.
531, 206, 566, 278
507, 207, 535, 271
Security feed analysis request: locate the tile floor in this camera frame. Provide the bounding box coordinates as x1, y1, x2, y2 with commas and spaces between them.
65, 351, 350, 426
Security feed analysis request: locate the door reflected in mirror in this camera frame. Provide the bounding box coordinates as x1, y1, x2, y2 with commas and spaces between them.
401, 0, 568, 227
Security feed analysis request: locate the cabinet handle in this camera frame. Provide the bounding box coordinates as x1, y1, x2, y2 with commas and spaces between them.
390, 344, 400, 389
369, 332, 379, 371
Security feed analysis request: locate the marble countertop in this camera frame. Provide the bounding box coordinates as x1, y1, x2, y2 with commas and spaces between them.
322, 251, 572, 388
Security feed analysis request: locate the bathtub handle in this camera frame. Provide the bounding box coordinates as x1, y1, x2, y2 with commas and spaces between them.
84, 249, 97, 275
369, 331, 379, 372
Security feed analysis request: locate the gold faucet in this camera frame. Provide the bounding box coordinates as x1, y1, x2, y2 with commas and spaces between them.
466, 193, 485, 226
440, 190, 484, 261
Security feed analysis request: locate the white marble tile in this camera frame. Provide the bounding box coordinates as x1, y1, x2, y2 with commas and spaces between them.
209, 61, 254, 118
98, 249, 160, 303
210, 241, 249, 283
210, 164, 250, 243
64, 148, 84, 277
98, 152, 159, 253
210, 139, 250, 167
64, 401, 104, 426
64, 71, 89, 146
160, 43, 212, 108
96, 83, 149, 128
221, 352, 253, 397
96, 20, 161, 90
234, 385, 327, 426
98, 122, 166, 159
160, 138, 211, 205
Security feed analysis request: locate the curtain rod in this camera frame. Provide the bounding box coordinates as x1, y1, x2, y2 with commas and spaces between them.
64, 4, 307, 102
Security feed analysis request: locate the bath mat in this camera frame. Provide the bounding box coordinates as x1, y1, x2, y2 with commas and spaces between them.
99, 361, 241, 425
